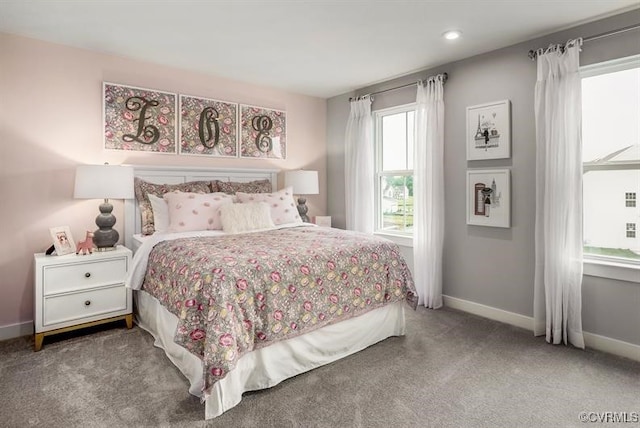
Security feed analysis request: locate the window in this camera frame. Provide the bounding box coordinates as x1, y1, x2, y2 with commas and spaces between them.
627, 223, 636, 239
625, 192, 636, 207
373, 104, 415, 235
581, 56, 640, 267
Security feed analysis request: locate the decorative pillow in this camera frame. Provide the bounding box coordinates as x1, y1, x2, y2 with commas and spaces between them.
134, 177, 211, 235
163, 191, 234, 232
219, 202, 275, 234
148, 194, 169, 233
236, 187, 301, 225
213, 179, 272, 195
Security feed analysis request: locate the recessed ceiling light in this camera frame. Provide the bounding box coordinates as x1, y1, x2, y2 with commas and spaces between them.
443, 30, 462, 40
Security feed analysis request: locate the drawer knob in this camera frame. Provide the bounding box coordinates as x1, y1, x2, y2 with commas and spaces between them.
84, 300, 91, 306
85, 272, 91, 278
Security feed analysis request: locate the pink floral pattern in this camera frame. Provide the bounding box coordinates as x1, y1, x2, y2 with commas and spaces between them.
240, 105, 286, 159
104, 83, 176, 153
179, 95, 237, 157
141, 227, 417, 395
212, 179, 272, 195
134, 178, 212, 235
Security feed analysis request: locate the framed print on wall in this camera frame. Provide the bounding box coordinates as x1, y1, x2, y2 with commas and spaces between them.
240, 105, 286, 159
466, 100, 511, 160
179, 94, 238, 157
104, 82, 177, 153
466, 169, 510, 228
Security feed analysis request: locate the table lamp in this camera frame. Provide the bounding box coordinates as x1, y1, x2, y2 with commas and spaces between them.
74, 164, 134, 250
285, 170, 319, 223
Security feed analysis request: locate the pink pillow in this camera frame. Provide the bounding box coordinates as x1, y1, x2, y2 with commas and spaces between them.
163, 191, 234, 232
236, 187, 301, 225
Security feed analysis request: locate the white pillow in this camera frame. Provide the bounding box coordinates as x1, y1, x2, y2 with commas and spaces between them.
219, 202, 275, 234
148, 194, 169, 233
163, 191, 234, 232
235, 186, 301, 225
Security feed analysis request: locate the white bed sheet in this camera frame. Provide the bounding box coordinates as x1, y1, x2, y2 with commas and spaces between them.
131, 234, 147, 253
135, 289, 406, 419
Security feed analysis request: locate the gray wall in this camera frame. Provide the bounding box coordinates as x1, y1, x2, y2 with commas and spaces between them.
326, 9, 640, 345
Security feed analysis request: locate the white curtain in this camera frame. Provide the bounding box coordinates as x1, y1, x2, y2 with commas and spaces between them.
345, 96, 374, 234
414, 75, 445, 308
533, 39, 585, 348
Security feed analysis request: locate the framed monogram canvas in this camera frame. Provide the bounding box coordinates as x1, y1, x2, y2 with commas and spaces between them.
104, 82, 177, 153
179, 95, 238, 157
240, 105, 286, 159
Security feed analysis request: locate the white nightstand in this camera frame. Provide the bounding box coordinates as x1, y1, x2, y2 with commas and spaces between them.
33, 245, 133, 351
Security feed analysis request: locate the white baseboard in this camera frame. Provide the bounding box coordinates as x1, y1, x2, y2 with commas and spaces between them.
443, 295, 533, 331
582, 331, 640, 362
0, 321, 33, 341
442, 295, 640, 362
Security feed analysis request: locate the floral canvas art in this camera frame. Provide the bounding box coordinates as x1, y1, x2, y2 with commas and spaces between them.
179, 95, 238, 157
240, 105, 286, 159
104, 82, 177, 153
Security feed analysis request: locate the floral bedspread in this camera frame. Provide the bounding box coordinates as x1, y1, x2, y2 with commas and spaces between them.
141, 226, 417, 396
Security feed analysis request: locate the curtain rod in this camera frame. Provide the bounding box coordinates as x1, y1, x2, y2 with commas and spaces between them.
528, 23, 640, 60
349, 72, 448, 102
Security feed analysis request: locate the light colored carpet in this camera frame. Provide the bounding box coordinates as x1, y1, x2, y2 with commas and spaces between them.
0, 306, 638, 428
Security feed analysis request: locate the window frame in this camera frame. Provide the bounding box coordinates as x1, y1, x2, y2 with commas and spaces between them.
372, 103, 416, 242
580, 54, 640, 283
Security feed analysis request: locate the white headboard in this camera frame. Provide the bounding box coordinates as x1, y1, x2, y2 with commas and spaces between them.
123, 165, 279, 250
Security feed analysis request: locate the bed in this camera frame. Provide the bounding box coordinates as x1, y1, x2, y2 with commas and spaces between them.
124, 165, 417, 420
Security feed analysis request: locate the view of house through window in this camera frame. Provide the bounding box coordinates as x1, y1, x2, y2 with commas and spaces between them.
582, 57, 640, 261
374, 105, 415, 234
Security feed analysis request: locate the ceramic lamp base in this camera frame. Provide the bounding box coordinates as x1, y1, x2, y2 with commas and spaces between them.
93, 201, 119, 248
296, 197, 310, 223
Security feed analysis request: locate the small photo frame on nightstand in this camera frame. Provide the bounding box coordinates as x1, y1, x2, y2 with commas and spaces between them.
49, 226, 76, 256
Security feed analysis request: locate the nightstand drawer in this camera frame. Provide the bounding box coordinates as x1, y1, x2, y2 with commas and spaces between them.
43, 285, 127, 326
43, 258, 127, 295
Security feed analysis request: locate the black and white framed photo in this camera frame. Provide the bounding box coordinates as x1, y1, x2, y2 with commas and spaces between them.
466, 169, 510, 228
49, 226, 76, 255
466, 100, 511, 160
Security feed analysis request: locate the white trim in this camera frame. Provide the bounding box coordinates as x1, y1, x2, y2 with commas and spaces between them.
580, 54, 640, 78
442, 295, 640, 362
443, 295, 533, 331
373, 103, 416, 235
374, 232, 413, 248
0, 321, 33, 341
583, 331, 640, 362
580, 55, 640, 284
583, 257, 640, 283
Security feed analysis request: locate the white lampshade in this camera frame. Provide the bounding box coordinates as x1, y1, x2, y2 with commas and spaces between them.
285, 170, 319, 195
74, 164, 135, 200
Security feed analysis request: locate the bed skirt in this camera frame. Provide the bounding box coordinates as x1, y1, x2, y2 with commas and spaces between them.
134, 290, 406, 420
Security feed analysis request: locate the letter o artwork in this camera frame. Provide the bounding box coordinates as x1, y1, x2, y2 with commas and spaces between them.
198, 107, 220, 148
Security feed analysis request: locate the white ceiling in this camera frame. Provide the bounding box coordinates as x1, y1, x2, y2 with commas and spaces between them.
0, 0, 638, 98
